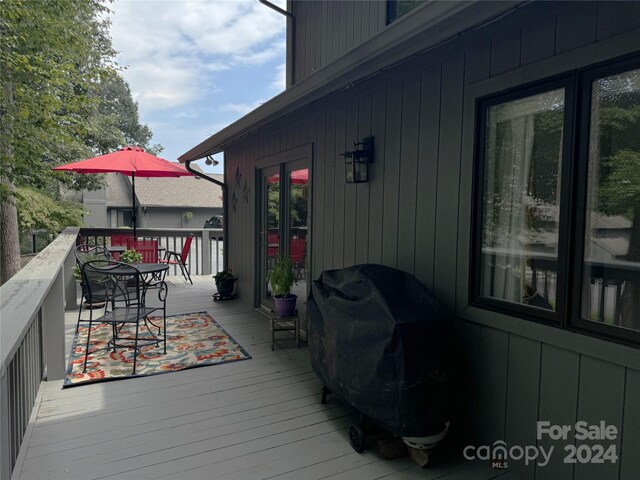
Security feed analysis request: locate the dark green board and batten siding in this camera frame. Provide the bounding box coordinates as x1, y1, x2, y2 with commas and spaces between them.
290, 1, 387, 85
223, 3, 640, 479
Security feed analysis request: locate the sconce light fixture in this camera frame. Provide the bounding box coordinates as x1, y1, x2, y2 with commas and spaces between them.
341, 136, 374, 183
205, 155, 219, 166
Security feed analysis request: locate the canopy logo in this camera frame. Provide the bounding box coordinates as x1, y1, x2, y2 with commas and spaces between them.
463, 441, 553, 468
464, 421, 619, 469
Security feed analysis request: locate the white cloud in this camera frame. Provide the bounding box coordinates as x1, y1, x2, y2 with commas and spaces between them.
218, 100, 266, 115
107, 0, 287, 162
123, 61, 200, 110
271, 63, 286, 92
234, 41, 285, 66
109, 0, 286, 110
174, 110, 198, 119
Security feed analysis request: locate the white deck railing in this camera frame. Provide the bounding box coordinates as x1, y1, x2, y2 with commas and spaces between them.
78, 227, 224, 277
0, 226, 225, 478
0, 227, 77, 479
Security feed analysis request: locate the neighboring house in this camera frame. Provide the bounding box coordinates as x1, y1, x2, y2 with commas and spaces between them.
82, 171, 223, 229
180, 2, 640, 479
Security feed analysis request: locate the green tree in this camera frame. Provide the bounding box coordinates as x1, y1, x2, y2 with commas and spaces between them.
14, 70, 165, 255
590, 69, 640, 329
16, 187, 86, 233
596, 100, 640, 329
85, 73, 163, 156
1, 0, 117, 283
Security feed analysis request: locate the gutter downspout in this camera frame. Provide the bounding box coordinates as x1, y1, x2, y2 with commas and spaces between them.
184, 160, 228, 272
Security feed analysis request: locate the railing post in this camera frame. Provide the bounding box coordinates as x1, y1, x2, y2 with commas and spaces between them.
64, 248, 77, 311
202, 229, 212, 276
0, 369, 9, 480
42, 272, 65, 380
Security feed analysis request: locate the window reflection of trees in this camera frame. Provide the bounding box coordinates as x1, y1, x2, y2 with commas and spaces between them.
481, 89, 564, 308
290, 184, 308, 228
585, 68, 640, 330
267, 180, 279, 229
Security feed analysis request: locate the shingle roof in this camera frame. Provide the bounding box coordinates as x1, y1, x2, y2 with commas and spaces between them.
105, 170, 223, 208
105, 174, 132, 207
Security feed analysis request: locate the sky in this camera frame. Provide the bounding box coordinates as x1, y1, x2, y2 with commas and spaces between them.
108, 0, 287, 174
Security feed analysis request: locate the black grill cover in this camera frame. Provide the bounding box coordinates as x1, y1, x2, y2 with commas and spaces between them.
308, 264, 452, 438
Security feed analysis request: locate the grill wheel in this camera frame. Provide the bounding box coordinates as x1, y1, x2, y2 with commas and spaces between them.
349, 424, 366, 453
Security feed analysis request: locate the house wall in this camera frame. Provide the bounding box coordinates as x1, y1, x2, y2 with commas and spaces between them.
140, 208, 222, 229
81, 189, 108, 227
142, 209, 182, 229
225, 2, 640, 479
290, 0, 387, 84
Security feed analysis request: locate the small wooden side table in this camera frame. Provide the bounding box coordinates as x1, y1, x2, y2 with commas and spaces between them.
269, 310, 300, 351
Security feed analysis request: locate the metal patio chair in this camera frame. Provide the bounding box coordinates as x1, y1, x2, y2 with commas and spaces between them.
80, 260, 167, 375
159, 234, 194, 284
74, 244, 114, 333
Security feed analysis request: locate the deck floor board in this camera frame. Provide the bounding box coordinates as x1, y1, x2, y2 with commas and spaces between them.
14, 276, 495, 480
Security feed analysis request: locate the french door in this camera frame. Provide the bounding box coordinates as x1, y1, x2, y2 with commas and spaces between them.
258, 160, 310, 316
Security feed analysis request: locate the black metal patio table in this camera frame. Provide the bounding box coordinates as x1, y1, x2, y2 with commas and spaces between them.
107, 262, 169, 276
106, 245, 166, 254
81, 260, 169, 374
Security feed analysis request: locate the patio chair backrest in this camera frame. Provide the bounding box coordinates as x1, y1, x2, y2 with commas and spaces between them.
111, 233, 133, 246
290, 238, 305, 264
180, 234, 194, 263
75, 244, 113, 265
75, 245, 113, 300
268, 232, 279, 244
83, 259, 143, 305
267, 232, 279, 258
126, 238, 159, 263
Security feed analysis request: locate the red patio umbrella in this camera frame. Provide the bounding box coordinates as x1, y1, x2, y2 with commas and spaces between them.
53, 146, 192, 236
268, 169, 309, 184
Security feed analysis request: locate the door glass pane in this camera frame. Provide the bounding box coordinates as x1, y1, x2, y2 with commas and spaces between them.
582, 68, 640, 331
289, 169, 309, 302
266, 173, 280, 300
480, 89, 565, 310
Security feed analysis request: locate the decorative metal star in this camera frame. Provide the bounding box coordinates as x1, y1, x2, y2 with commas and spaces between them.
231, 192, 238, 212
243, 180, 250, 203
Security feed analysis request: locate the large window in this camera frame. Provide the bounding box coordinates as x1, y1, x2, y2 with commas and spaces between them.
473, 56, 640, 345
387, 0, 423, 24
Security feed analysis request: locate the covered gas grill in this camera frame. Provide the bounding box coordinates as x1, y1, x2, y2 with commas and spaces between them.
308, 264, 452, 453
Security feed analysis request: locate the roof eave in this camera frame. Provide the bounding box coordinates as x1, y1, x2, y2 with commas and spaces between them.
178, 0, 523, 162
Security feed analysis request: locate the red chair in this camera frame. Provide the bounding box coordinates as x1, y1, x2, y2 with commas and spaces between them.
290, 238, 306, 279
159, 234, 193, 284
111, 233, 133, 246
267, 232, 279, 258
111, 233, 133, 260
126, 238, 159, 263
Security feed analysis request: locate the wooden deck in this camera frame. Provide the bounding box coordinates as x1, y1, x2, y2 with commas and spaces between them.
13, 276, 510, 480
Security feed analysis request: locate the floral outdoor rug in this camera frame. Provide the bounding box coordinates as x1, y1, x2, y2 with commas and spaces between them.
64, 311, 251, 387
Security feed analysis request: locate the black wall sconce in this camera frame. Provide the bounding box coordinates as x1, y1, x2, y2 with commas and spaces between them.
341, 136, 374, 183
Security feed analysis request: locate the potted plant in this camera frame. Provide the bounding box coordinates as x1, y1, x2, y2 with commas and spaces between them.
267, 254, 297, 317
214, 269, 237, 298
120, 249, 143, 264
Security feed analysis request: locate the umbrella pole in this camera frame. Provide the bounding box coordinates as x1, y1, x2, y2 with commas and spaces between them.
132, 172, 137, 237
